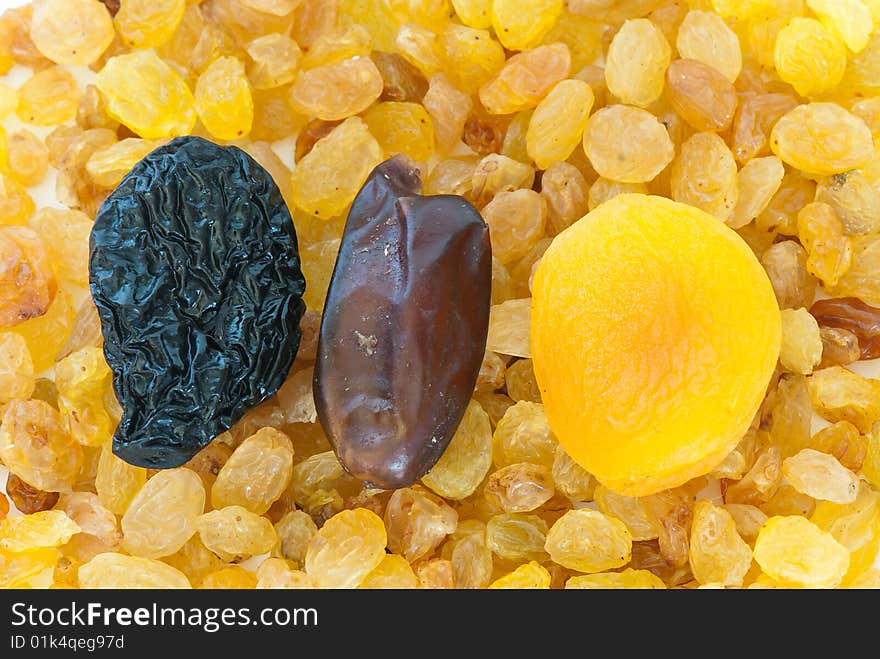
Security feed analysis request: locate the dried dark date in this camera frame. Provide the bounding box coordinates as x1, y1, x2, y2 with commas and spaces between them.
314, 155, 492, 489
90, 136, 305, 469
810, 297, 880, 360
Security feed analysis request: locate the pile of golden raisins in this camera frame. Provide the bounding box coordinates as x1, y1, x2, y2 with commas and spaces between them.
0, 0, 879, 589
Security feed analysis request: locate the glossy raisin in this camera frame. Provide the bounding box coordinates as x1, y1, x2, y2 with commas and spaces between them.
314, 155, 491, 489
90, 136, 305, 468
372, 51, 428, 103
810, 297, 880, 360
5, 472, 58, 514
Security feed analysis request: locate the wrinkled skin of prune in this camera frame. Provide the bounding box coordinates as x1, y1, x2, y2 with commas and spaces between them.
314, 155, 492, 489
90, 136, 305, 469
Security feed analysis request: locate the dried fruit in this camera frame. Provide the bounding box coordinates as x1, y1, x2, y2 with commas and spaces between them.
290, 116, 383, 219
471, 153, 534, 207
808, 366, 880, 433
666, 59, 737, 132
806, 0, 872, 53
688, 500, 752, 586
782, 449, 859, 504
421, 399, 493, 500
0, 510, 79, 552
605, 19, 671, 108
304, 508, 387, 588
594, 485, 660, 541
422, 73, 471, 151
55, 346, 113, 447
30, 0, 115, 66
488, 561, 551, 589
815, 170, 880, 236
551, 446, 595, 501
481, 189, 546, 265
492, 400, 555, 468
198, 566, 257, 589
582, 105, 675, 184
439, 23, 504, 93
95, 441, 145, 515
194, 56, 254, 141
490, 0, 562, 51
729, 156, 784, 229
91, 137, 305, 468
526, 79, 593, 170
362, 101, 435, 162
798, 204, 852, 288
314, 156, 490, 489
753, 515, 850, 588
288, 57, 383, 121
774, 18, 846, 97
486, 512, 548, 562
779, 308, 822, 375
0, 226, 56, 331
0, 331, 33, 403
1, 0, 878, 594
86, 139, 163, 189
544, 509, 633, 573
196, 506, 277, 562
274, 510, 317, 564
384, 487, 458, 562
373, 51, 428, 104
245, 33, 301, 90
478, 43, 570, 115
95, 50, 195, 139
565, 569, 666, 589
0, 173, 34, 227
819, 327, 861, 369
359, 554, 419, 589
17, 66, 80, 126
121, 468, 205, 559
114, 0, 185, 49
532, 194, 780, 495
770, 103, 874, 177
79, 552, 190, 588
732, 93, 798, 164
212, 428, 294, 514
810, 298, 880, 361
5, 473, 58, 514
541, 162, 589, 236
761, 241, 817, 310
484, 462, 554, 512
0, 399, 82, 493
676, 10, 741, 83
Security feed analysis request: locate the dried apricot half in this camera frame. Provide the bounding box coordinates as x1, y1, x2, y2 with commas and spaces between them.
531, 194, 780, 496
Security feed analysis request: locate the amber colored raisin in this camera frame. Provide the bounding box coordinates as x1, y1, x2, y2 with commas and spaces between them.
462, 111, 508, 157
373, 51, 428, 102
5, 472, 58, 514
666, 58, 737, 132
732, 93, 798, 164
810, 297, 880, 360
818, 327, 861, 369
295, 119, 342, 163
0, 227, 55, 329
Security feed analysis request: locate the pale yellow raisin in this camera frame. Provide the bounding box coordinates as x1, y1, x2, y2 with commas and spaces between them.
544, 509, 632, 573
753, 516, 850, 588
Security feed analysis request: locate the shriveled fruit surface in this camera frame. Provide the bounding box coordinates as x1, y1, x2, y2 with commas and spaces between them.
0, 0, 877, 591
532, 194, 781, 496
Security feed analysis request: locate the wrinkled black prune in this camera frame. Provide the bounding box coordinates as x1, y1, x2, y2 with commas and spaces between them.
90, 136, 305, 469
314, 155, 492, 489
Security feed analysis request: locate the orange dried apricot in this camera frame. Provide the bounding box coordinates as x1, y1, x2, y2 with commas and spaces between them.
531, 194, 781, 496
